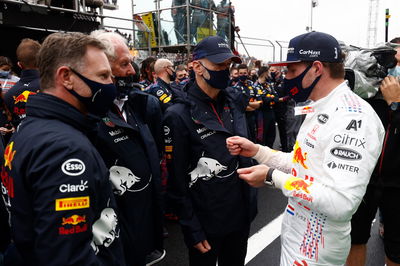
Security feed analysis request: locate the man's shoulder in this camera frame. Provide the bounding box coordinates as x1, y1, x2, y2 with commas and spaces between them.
164, 100, 188, 115
19, 117, 90, 147
333, 86, 379, 117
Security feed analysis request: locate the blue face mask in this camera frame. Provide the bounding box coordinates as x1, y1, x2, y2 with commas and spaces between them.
388, 66, 400, 77
0, 70, 10, 78
69, 69, 117, 117
283, 65, 321, 103
200, 62, 230, 90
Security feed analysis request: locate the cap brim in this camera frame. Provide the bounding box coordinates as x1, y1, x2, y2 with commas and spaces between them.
207, 53, 242, 64
268, 60, 301, 66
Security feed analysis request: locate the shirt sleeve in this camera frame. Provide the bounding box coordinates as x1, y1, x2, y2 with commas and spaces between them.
10, 140, 102, 266
253, 144, 293, 174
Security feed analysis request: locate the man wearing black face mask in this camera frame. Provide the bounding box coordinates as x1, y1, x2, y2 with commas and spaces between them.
147, 59, 183, 112
90, 30, 166, 266
226, 31, 385, 265
163, 36, 257, 266
0, 32, 125, 266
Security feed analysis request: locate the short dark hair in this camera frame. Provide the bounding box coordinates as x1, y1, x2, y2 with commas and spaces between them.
175, 64, 187, 72
302, 52, 345, 79
237, 64, 248, 71
230, 66, 237, 73
322, 62, 345, 79
0, 56, 12, 68
140, 57, 156, 81
16, 38, 41, 69
258, 66, 269, 77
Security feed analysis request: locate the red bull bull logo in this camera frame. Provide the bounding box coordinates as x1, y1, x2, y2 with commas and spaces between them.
286, 179, 311, 194
4, 142, 16, 170
284, 177, 313, 202
62, 214, 86, 225
292, 141, 308, 169
13, 90, 36, 104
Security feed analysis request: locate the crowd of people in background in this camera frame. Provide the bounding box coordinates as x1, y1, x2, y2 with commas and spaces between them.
1, 27, 400, 266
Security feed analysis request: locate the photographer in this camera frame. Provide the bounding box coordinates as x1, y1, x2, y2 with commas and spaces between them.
347, 38, 400, 266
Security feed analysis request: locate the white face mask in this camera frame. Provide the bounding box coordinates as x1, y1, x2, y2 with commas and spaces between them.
388, 66, 400, 77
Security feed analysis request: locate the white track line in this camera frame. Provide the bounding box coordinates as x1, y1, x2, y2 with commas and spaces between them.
245, 214, 283, 265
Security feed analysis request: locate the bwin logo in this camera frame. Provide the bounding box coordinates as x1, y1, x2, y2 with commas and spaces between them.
188, 154, 238, 187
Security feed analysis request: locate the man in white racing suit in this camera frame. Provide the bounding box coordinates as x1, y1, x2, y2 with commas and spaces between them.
226, 32, 385, 265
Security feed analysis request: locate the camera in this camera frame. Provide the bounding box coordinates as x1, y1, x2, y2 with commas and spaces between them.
344, 44, 397, 98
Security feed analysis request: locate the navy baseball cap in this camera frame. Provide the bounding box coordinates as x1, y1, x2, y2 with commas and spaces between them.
193, 36, 242, 64
270, 32, 343, 66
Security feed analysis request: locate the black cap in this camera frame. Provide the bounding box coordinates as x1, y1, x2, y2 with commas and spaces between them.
193, 36, 242, 64
270, 32, 343, 66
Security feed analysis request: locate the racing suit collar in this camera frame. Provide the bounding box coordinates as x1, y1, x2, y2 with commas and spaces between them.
19, 69, 40, 82
26, 92, 99, 133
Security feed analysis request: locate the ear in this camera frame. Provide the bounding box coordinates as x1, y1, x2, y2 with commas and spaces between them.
57, 66, 74, 90
17, 62, 23, 70
313, 61, 324, 76
192, 60, 204, 76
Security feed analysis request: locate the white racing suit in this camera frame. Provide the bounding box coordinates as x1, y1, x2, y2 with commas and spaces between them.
253, 82, 385, 265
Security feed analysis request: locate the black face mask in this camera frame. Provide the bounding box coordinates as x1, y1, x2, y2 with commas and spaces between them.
200, 62, 230, 90
166, 67, 176, 81
283, 65, 321, 103
69, 69, 117, 117
114, 76, 136, 99
238, 75, 247, 82
270, 72, 277, 81
231, 76, 240, 82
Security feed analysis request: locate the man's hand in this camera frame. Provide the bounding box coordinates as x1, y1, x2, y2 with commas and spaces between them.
249, 101, 262, 109
0, 127, 14, 135
237, 165, 269, 188
194, 240, 211, 253
380, 76, 400, 105
226, 136, 259, 157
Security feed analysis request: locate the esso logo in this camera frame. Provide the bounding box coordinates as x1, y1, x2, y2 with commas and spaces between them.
62, 159, 86, 176
156, 90, 164, 97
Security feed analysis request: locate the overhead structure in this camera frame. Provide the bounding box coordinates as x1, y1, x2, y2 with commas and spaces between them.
131, 0, 235, 61
366, 0, 379, 48
0, 0, 120, 64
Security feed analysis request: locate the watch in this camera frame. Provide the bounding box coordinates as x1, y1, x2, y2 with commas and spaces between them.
390, 102, 400, 111
264, 168, 275, 186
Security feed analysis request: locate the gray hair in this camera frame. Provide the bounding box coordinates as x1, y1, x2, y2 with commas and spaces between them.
90, 30, 128, 62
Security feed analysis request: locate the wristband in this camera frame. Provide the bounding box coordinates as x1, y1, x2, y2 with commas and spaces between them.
264, 168, 275, 186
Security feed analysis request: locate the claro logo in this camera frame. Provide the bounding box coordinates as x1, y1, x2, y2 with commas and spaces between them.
330, 147, 362, 161
62, 159, 86, 176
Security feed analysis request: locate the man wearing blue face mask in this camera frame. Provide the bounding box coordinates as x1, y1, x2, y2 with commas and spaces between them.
226, 31, 385, 265
1, 32, 125, 266
163, 35, 257, 266
0, 56, 19, 96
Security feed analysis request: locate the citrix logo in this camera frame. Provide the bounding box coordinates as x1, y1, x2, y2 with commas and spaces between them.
333, 133, 366, 148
